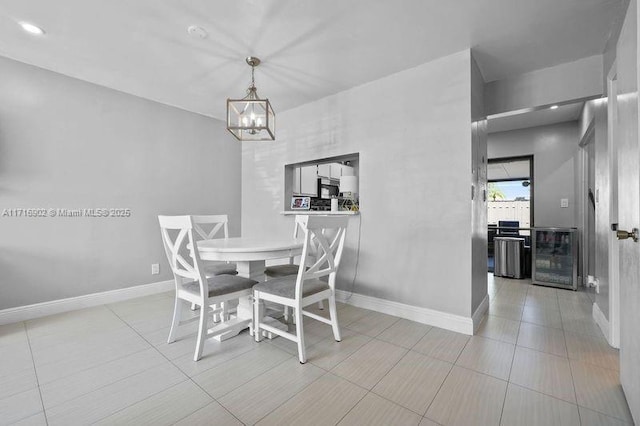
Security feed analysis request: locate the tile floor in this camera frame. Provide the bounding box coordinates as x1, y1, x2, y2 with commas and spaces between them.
0, 274, 634, 425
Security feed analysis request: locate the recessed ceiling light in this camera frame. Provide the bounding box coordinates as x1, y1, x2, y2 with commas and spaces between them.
187, 25, 208, 39
20, 21, 45, 35
550, 105, 559, 110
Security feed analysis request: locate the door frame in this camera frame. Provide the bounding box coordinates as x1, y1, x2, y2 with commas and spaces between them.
607, 61, 620, 348
578, 120, 595, 289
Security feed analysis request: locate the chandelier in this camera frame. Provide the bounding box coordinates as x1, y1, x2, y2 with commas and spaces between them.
226, 57, 275, 141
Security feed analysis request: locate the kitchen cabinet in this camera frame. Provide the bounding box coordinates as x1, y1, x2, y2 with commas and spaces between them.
317, 164, 331, 179
300, 165, 318, 196
317, 163, 355, 180
532, 228, 578, 290
292, 167, 301, 194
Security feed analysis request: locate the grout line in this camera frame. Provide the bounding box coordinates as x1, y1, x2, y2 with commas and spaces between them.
23, 321, 49, 426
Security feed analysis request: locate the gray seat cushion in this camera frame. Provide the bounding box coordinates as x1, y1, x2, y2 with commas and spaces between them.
184, 274, 257, 298
204, 262, 237, 276
253, 277, 329, 299
264, 264, 300, 278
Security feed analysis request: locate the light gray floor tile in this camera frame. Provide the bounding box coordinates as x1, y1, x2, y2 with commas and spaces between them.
517, 322, 567, 357
173, 401, 242, 426
25, 306, 124, 340
578, 405, 633, 426
218, 358, 325, 425
561, 317, 603, 337
521, 305, 563, 329
476, 315, 520, 344
338, 392, 422, 426
94, 379, 212, 425
373, 350, 452, 414
493, 290, 527, 306
32, 326, 151, 385
307, 330, 372, 370
171, 332, 260, 377
570, 360, 633, 422
509, 346, 575, 403
331, 339, 407, 390
192, 343, 291, 398
46, 361, 187, 425
0, 363, 38, 401
455, 336, 515, 380
488, 301, 524, 321
557, 290, 593, 304
527, 285, 558, 299
376, 319, 431, 349
525, 294, 560, 310
0, 388, 43, 426
39, 347, 167, 409
0, 322, 28, 348
256, 373, 367, 426
564, 331, 619, 371
345, 311, 399, 337
426, 366, 507, 426
10, 411, 47, 426
412, 327, 469, 363
500, 383, 580, 426
336, 304, 374, 326
0, 340, 34, 378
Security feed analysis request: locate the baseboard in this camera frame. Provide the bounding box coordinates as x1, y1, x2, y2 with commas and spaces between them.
335, 290, 475, 335
0, 280, 174, 325
592, 301, 611, 344
472, 295, 490, 333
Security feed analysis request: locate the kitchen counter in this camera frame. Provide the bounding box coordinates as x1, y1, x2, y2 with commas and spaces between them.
281, 211, 359, 216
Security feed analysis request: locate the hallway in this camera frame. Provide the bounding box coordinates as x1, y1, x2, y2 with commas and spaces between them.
480, 274, 632, 424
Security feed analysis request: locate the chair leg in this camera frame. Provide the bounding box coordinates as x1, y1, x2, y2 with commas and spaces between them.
317, 300, 324, 310
328, 295, 341, 342
167, 296, 182, 344
190, 302, 198, 311
193, 305, 207, 361
253, 294, 262, 342
283, 306, 290, 323
294, 306, 306, 363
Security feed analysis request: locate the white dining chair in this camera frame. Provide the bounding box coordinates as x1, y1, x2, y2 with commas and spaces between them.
158, 215, 257, 361
253, 215, 348, 363
191, 215, 238, 319
264, 220, 324, 321
192, 215, 237, 277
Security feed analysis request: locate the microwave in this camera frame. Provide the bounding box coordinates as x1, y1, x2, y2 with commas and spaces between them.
319, 182, 339, 199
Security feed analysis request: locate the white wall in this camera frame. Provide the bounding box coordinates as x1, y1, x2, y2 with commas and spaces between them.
485, 55, 603, 116
0, 56, 241, 310
488, 122, 580, 228
242, 50, 481, 319
471, 55, 488, 314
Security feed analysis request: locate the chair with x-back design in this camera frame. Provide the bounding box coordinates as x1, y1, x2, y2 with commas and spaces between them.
158, 215, 256, 361
253, 215, 348, 363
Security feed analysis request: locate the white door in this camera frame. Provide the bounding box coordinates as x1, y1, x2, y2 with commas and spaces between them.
616, 0, 640, 420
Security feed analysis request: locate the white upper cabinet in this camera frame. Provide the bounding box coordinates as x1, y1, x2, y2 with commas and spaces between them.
300, 165, 318, 196
317, 162, 354, 180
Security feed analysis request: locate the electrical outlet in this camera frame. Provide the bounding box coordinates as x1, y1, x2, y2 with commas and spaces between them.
151, 263, 160, 275
560, 198, 569, 208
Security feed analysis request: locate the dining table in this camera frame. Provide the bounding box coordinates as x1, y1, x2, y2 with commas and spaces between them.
196, 236, 304, 341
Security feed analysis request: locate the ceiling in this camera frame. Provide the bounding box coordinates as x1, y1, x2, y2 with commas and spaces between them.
488, 159, 530, 180
487, 102, 585, 133
0, 0, 624, 120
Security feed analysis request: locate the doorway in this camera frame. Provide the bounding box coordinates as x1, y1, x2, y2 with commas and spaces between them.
486, 156, 533, 273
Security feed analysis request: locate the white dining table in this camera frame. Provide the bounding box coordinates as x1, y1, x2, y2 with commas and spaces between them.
196, 236, 304, 340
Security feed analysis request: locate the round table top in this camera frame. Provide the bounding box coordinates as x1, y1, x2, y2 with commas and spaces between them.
197, 237, 303, 253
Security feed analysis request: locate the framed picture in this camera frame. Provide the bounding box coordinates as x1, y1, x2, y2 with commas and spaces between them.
291, 196, 311, 210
